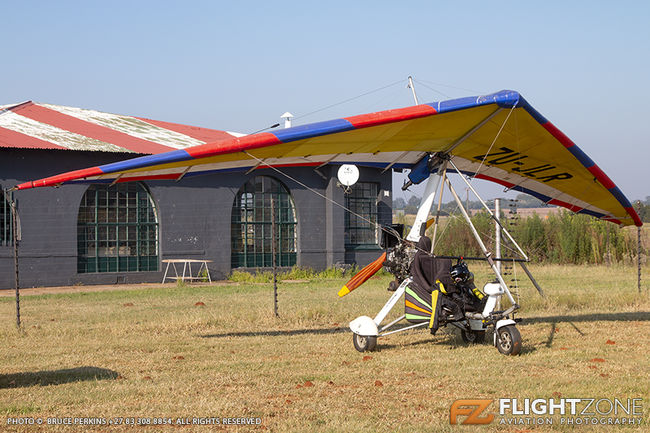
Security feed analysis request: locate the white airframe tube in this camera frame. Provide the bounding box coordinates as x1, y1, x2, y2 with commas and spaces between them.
373, 278, 410, 326
430, 166, 447, 253
448, 159, 529, 261
406, 161, 448, 242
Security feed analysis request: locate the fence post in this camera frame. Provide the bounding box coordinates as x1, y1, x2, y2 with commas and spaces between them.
271, 196, 278, 317
4, 189, 21, 328
638, 225, 642, 294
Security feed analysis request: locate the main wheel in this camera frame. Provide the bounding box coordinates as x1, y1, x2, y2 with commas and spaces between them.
352, 333, 377, 352
461, 329, 486, 344
496, 325, 521, 356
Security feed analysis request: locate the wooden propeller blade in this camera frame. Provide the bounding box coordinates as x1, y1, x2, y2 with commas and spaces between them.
338, 252, 386, 297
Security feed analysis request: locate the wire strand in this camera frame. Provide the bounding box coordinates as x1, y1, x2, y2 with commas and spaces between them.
293, 79, 406, 121
243, 151, 388, 237
471, 103, 517, 180
414, 79, 484, 95
412, 80, 453, 99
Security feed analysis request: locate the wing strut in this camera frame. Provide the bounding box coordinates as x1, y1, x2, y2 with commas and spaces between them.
176, 165, 193, 181
316, 154, 340, 169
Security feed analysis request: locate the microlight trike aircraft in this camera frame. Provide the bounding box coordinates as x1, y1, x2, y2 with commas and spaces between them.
12, 89, 641, 356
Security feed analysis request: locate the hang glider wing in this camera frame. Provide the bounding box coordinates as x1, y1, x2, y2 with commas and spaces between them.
14, 90, 641, 226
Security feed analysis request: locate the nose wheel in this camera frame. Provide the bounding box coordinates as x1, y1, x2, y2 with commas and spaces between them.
353, 334, 377, 352
496, 325, 521, 355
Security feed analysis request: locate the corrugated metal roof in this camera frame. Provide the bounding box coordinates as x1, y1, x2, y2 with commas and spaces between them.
0, 101, 240, 154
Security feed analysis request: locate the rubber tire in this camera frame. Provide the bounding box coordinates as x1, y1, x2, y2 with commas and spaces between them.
353, 333, 377, 352
496, 325, 522, 356
461, 329, 486, 344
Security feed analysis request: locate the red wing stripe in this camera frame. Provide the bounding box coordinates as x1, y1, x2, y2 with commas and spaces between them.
0, 126, 65, 150
548, 199, 583, 212
135, 117, 235, 143
18, 166, 105, 189
587, 164, 616, 189
345, 105, 437, 129
473, 173, 515, 189
11, 103, 174, 154
625, 207, 643, 227
185, 132, 282, 159
541, 121, 575, 148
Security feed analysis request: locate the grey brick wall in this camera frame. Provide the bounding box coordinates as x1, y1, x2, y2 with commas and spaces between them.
1, 149, 392, 289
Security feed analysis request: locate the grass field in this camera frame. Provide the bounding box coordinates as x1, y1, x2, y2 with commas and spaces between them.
1, 264, 649, 432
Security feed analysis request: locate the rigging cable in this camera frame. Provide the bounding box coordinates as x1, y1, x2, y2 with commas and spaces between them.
411, 80, 453, 99
469, 102, 518, 181
292, 79, 406, 122
413, 78, 484, 96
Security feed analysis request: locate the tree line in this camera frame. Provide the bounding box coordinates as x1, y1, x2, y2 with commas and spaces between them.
395, 194, 650, 224
394, 193, 553, 216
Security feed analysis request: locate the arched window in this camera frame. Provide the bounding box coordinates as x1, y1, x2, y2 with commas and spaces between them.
1, 191, 14, 246
77, 183, 159, 273
231, 176, 297, 268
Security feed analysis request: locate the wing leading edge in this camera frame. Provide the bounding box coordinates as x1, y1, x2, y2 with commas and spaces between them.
14, 90, 642, 227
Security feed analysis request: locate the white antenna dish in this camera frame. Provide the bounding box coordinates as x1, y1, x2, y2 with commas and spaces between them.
337, 164, 360, 187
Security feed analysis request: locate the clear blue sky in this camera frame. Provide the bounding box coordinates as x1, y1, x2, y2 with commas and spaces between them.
2, 1, 649, 202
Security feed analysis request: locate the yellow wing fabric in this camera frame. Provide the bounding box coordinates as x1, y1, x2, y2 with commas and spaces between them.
15, 90, 641, 226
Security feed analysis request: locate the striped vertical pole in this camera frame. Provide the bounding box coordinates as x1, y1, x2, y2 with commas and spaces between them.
634, 200, 642, 294
495, 198, 501, 275
495, 198, 502, 310
638, 226, 642, 294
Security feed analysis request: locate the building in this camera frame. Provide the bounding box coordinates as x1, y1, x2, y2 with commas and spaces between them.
0, 101, 391, 289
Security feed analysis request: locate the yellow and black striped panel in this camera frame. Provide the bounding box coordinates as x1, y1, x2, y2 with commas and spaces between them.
405, 285, 432, 323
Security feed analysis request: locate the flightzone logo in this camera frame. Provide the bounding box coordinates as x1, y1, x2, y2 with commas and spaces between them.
449, 400, 494, 425
450, 398, 644, 426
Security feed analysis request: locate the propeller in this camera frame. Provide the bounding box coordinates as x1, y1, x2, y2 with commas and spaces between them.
338, 252, 387, 297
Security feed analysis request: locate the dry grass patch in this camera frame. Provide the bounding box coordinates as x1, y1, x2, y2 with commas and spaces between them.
0, 264, 648, 432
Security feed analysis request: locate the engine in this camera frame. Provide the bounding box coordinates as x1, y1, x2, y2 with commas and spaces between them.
383, 240, 415, 281
380, 224, 415, 281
